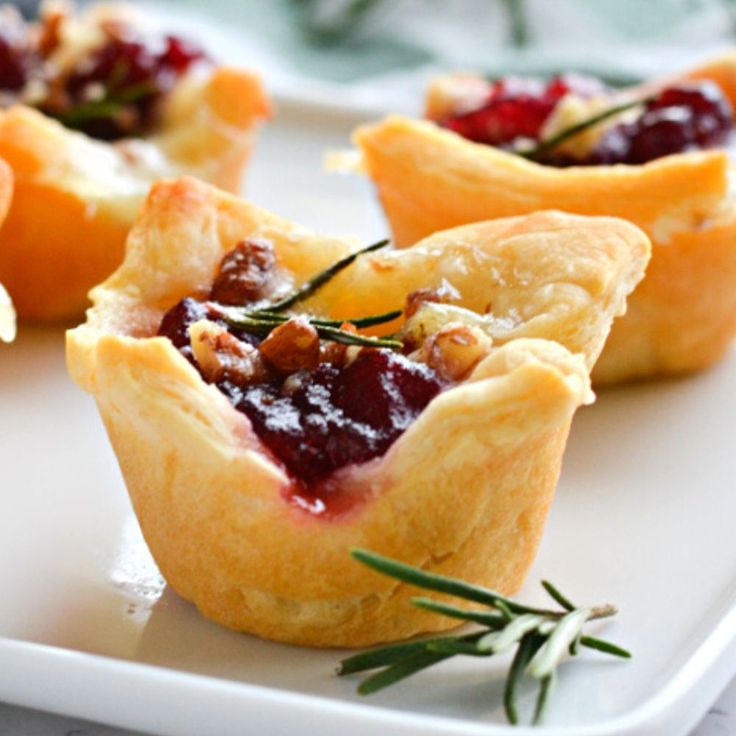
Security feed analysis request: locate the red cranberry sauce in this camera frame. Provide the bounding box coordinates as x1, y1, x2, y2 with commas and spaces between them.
157, 240, 445, 514
219, 350, 442, 485
51, 33, 208, 140
438, 74, 734, 166
590, 82, 733, 165
439, 73, 605, 148
0, 9, 209, 140
0, 17, 35, 91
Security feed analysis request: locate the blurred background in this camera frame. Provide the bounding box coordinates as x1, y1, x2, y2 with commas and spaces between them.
8, 0, 734, 112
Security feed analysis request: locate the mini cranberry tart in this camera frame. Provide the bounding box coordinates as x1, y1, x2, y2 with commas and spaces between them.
66, 177, 649, 646
0, 2, 271, 321
354, 54, 736, 385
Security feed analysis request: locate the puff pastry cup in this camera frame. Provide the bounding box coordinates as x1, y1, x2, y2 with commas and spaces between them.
354, 54, 736, 385
0, 158, 14, 342
67, 177, 650, 647
0, 3, 271, 321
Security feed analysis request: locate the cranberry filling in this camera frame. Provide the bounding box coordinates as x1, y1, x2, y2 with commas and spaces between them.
157, 240, 446, 515
51, 33, 208, 140
591, 82, 733, 165
440, 73, 606, 148
158, 296, 260, 363
438, 74, 734, 166
0, 23, 34, 91
219, 350, 442, 485
0, 10, 209, 140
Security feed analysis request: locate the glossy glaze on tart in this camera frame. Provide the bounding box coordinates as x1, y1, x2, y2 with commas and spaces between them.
67, 177, 650, 646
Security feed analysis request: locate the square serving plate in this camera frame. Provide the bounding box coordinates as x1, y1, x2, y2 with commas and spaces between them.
0, 101, 735, 736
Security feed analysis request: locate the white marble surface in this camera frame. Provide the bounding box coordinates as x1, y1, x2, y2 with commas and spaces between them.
0, 675, 735, 736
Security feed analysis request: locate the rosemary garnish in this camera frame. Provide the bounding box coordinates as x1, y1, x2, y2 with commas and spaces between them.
54, 80, 154, 128
221, 239, 402, 351
338, 549, 630, 726
268, 238, 389, 312
516, 96, 651, 161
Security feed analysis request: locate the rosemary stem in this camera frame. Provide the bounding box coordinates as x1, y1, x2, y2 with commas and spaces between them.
268, 239, 389, 312
343, 549, 630, 726
517, 97, 650, 161
588, 604, 618, 620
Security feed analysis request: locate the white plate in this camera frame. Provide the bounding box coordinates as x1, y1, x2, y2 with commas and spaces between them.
1, 103, 735, 736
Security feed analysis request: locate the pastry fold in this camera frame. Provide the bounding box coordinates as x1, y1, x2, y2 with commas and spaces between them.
0, 60, 270, 321
354, 54, 736, 385
67, 177, 650, 646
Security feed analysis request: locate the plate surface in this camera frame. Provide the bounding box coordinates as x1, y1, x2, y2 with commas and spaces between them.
0, 104, 735, 736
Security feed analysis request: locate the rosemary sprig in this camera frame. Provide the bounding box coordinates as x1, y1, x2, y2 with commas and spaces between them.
54, 81, 154, 128
516, 96, 651, 161
313, 324, 402, 349
339, 549, 630, 727
219, 239, 402, 351
267, 239, 389, 312
237, 307, 402, 330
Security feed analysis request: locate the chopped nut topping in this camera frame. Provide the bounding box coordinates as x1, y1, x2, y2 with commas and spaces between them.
210, 239, 280, 306
405, 279, 461, 318
259, 316, 320, 374
189, 320, 270, 386
319, 322, 357, 366
37, 1, 68, 57
418, 323, 493, 381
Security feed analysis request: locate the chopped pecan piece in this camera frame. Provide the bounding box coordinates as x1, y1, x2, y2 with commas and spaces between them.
37, 2, 68, 57
259, 317, 320, 374
405, 278, 461, 318
189, 320, 270, 386
419, 323, 493, 381
210, 239, 278, 305
319, 322, 357, 366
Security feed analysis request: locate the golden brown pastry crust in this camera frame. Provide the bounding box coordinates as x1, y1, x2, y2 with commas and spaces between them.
354, 54, 736, 385
67, 177, 649, 647
0, 9, 271, 322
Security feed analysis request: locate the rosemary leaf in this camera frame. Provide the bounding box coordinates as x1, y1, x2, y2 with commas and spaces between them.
517, 97, 649, 161
340, 309, 403, 328
56, 99, 124, 126
268, 239, 390, 312
350, 549, 548, 614
580, 636, 632, 659
477, 614, 546, 654
424, 639, 491, 657
235, 310, 286, 323
411, 597, 507, 628
527, 608, 592, 679
222, 311, 402, 349
220, 314, 281, 334
357, 650, 452, 695
537, 620, 556, 636
340, 640, 441, 676
114, 80, 155, 104
315, 325, 402, 349
542, 580, 576, 612
504, 632, 546, 725
55, 82, 154, 127
495, 599, 516, 621
532, 672, 556, 725
569, 633, 581, 657
339, 631, 486, 676
251, 308, 403, 329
